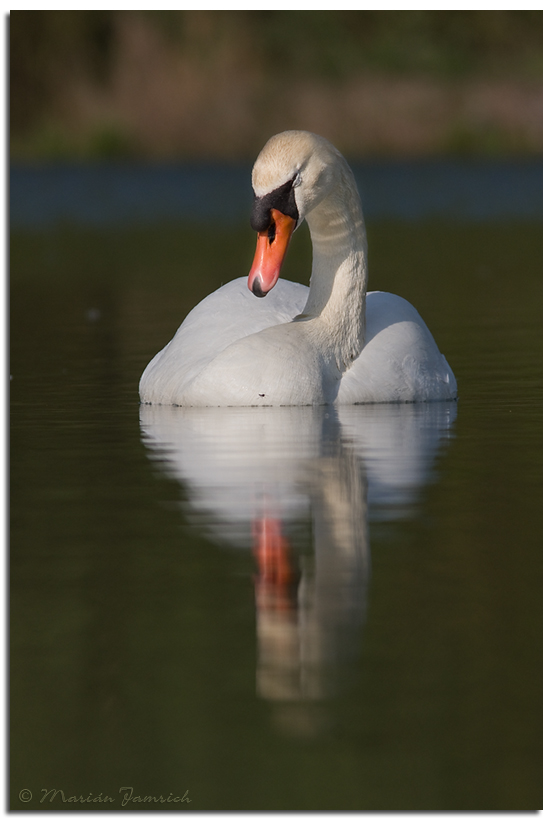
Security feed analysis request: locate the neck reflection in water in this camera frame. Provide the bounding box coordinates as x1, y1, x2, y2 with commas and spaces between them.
139, 402, 456, 737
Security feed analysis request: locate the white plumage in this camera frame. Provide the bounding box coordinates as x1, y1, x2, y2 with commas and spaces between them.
140, 131, 457, 407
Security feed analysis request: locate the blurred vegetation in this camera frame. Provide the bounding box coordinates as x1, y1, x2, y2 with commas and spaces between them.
245, 10, 542, 78
10, 10, 542, 160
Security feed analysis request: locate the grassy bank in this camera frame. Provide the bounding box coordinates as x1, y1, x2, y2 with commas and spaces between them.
11, 10, 542, 160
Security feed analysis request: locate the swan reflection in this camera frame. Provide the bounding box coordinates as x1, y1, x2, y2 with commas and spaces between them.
140, 402, 456, 731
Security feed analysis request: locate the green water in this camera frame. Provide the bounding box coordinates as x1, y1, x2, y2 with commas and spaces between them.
10, 220, 541, 810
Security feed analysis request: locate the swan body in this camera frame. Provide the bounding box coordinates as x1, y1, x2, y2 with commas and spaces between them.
140, 131, 457, 407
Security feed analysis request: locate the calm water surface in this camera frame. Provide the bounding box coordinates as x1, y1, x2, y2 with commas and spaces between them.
10, 169, 541, 809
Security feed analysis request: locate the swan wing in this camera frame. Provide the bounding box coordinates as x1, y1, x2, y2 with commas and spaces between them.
337, 292, 457, 404
140, 277, 308, 404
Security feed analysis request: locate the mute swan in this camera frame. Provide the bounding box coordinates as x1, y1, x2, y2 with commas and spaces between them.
139, 130, 457, 406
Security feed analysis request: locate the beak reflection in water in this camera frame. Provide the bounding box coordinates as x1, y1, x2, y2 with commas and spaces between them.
139, 403, 456, 737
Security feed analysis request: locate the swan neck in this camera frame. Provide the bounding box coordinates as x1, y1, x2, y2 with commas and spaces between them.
302, 167, 368, 370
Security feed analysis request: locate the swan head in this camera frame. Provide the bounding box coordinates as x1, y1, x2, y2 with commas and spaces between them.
248, 131, 344, 298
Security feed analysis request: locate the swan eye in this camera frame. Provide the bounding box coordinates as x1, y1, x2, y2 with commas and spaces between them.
267, 220, 276, 245
293, 172, 302, 188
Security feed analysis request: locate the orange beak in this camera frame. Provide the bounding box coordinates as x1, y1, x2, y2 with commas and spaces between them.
248, 209, 296, 297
